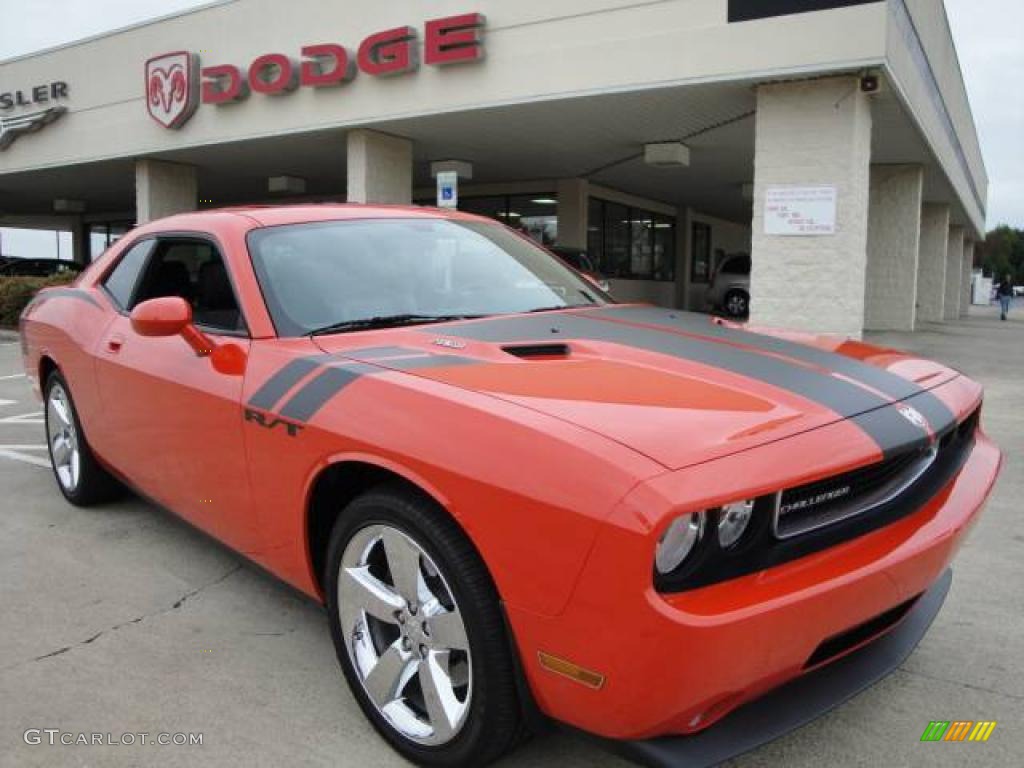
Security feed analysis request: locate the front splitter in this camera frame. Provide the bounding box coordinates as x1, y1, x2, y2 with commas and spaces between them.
609, 567, 952, 768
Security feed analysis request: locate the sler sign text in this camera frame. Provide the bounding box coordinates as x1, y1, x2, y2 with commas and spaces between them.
146, 13, 485, 129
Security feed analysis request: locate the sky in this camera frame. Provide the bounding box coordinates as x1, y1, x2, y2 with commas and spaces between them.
0, 0, 1022, 258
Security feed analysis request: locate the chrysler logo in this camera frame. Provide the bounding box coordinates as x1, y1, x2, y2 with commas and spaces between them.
145, 51, 199, 129
898, 405, 928, 430
0, 106, 67, 150
779, 486, 851, 516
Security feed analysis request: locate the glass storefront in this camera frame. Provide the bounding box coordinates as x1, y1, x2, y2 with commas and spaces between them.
587, 198, 675, 281
458, 194, 558, 246
89, 221, 132, 262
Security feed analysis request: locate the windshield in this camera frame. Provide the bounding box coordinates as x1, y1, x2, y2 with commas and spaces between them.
248, 218, 611, 336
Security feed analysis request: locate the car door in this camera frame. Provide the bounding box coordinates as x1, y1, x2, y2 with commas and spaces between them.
93, 234, 258, 551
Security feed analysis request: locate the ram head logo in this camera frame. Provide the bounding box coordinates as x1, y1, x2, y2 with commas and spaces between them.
145, 51, 199, 129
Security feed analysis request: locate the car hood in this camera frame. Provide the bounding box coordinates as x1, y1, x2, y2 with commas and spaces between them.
313, 305, 959, 470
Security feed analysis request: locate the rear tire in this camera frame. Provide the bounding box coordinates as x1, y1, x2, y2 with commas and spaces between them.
325, 486, 523, 767
44, 371, 121, 506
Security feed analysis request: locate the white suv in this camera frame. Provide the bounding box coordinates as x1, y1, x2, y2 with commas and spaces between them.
706, 253, 751, 317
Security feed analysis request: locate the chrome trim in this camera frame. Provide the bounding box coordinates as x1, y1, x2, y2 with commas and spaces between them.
773, 445, 939, 540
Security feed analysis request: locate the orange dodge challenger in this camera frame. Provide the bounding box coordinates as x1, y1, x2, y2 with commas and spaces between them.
20, 205, 1001, 767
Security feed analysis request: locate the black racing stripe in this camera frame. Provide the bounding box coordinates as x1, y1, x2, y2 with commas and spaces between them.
595, 306, 956, 430
247, 356, 327, 411
438, 314, 931, 451
850, 408, 931, 460
277, 363, 375, 422
906, 391, 959, 436
37, 288, 101, 309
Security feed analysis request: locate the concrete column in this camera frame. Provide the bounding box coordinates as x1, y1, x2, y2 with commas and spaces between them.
943, 226, 965, 320
960, 240, 974, 317
749, 76, 872, 337
864, 165, 923, 331
915, 203, 949, 323
70, 218, 90, 265
136, 159, 197, 224
675, 206, 692, 310
555, 178, 589, 249
346, 129, 412, 204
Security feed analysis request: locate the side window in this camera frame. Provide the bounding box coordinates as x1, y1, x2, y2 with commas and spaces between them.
133, 239, 245, 334
103, 240, 156, 309
722, 255, 751, 275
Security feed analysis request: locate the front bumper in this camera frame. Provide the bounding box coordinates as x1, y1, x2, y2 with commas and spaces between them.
615, 567, 951, 767
507, 427, 1001, 742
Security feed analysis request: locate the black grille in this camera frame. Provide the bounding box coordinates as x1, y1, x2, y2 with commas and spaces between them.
774, 406, 979, 539
775, 448, 930, 538
804, 594, 920, 669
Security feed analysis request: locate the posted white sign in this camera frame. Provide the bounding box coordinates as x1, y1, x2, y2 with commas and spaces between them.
764, 185, 837, 236
436, 171, 458, 209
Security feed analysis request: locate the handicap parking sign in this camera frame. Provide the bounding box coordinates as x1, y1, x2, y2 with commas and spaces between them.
436, 171, 458, 209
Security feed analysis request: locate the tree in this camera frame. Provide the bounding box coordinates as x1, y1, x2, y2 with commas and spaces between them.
976, 225, 1023, 285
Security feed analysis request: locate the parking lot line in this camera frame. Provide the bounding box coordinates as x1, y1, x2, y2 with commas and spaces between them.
0, 448, 50, 469
0, 412, 43, 425
0, 373, 26, 380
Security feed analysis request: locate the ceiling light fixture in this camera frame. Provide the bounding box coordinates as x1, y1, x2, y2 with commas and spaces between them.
643, 142, 691, 168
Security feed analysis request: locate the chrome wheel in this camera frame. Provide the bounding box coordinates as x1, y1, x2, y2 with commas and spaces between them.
46, 382, 80, 492
338, 524, 472, 746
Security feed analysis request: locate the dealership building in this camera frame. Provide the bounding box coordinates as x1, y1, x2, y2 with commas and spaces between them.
0, 0, 985, 336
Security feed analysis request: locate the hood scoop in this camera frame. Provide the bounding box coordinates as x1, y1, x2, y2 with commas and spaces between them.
501, 343, 571, 360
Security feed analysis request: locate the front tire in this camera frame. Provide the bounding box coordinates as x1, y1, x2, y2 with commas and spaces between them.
44, 371, 120, 506
325, 486, 523, 767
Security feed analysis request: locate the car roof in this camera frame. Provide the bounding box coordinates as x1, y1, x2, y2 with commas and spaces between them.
147, 203, 498, 231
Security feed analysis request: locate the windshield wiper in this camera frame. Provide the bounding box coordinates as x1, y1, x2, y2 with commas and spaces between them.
308, 314, 485, 336
525, 303, 595, 314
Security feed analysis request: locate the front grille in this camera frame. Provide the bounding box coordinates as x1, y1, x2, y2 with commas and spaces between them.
774, 406, 979, 540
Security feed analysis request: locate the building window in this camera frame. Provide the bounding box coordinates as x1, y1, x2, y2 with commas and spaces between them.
89, 221, 132, 262
427, 194, 559, 246
691, 221, 711, 283
587, 198, 675, 281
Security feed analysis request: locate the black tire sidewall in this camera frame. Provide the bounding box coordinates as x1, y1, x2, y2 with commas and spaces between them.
43, 370, 114, 506
325, 487, 520, 768
725, 290, 749, 317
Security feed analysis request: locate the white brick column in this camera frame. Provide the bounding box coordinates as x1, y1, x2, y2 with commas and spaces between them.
135, 159, 196, 224
864, 165, 923, 331
944, 226, 965, 320
346, 129, 412, 204
916, 203, 949, 323
960, 240, 974, 317
555, 178, 589, 249
749, 76, 872, 337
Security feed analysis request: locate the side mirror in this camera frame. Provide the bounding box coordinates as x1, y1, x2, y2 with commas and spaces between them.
130, 296, 192, 337
130, 296, 215, 357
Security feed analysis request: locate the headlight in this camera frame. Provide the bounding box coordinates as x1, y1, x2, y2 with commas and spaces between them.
655, 511, 706, 574
717, 499, 754, 548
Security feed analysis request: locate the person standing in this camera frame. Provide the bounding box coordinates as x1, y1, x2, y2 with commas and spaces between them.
996, 274, 1014, 321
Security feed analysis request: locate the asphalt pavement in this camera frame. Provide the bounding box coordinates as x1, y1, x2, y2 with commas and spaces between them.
0, 305, 1020, 768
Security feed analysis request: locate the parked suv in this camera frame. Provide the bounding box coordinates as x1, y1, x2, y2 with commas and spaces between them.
707, 253, 750, 317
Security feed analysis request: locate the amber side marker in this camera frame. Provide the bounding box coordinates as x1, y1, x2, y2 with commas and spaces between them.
537, 652, 605, 690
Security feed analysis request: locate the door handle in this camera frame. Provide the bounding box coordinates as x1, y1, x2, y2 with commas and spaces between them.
106, 335, 125, 353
